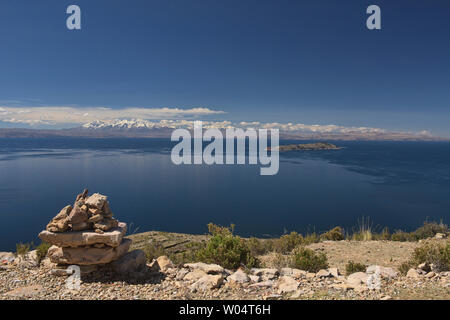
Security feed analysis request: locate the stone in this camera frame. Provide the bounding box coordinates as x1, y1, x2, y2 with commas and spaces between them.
329, 267, 340, 278
290, 290, 305, 298
76, 189, 89, 201
406, 269, 420, 279
94, 218, 119, 232
176, 268, 189, 280
148, 260, 161, 273
102, 202, 114, 217
347, 272, 368, 287
68, 205, 88, 225
425, 271, 436, 278
435, 233, 446, 239
277, 276, 299, 294
39, 222, 127, 248
380, 295, 392, 300
249, 275, 261, 283
0, 252, 15, 265
250, 268, 279, 280
227, 269, 250, 284
110, 249, 146, 274
249, 280, 275, 288
316, 269, 331, 278
366, 265, 398, 279
50, 268, 74, 276
184, 269, 208, 281
190, 274, 224, 291
4, 285, 44, 298
184, 262, 224, 274
88, 214, 103, 223
46, 205, 72, 232
292, 269, 307, 279
418, 263, 431, 273
156, 255, 174, 272
88, 208, 101, 216
306, 272, 316, 279
280, 268, 293, 276
13, 253, 39, 268
95, 229, 104, 234
71, 222, 90, 231
47, 238, 131, 265
85, 193, 108, 209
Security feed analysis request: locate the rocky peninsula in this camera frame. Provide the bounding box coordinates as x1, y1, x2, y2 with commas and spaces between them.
271, 142, 341, 152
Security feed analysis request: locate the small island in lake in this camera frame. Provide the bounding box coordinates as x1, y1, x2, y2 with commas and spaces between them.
270, 142, 341, 151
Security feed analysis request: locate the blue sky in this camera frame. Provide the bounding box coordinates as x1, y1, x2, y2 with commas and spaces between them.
0, 1, 449, 136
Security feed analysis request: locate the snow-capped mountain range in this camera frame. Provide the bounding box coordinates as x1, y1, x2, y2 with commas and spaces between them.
0, 119, 444, 140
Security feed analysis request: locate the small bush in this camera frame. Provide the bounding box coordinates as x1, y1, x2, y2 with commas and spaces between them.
16, 242, 32, 257
398, 261, 413, 275
410, 241, 449, 271
413, 221, 448, 240
391, 230, 415, 242
345, 261, 367, 275
379, 227, 391, 240
290, 246, 329, 272
143, 242, 166, 262
303, 232, 321, 245
247, 237, 273, 256
320, 227, 345, 241
197, 223, 260, 269
273, 232, 304, 254
35, 242, 51, 264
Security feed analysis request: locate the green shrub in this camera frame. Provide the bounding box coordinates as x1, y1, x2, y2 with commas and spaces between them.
16, 242, 32, 257
345, 261, 367, 275
247, 237, 273, 256
35, 242, 51, 264
413, 221, 448, 240
303, 232, 321, 245
398, 261, 413, 275
320, 227, 345, 241
271, 253, 291, 269
197, 223, 260, 269
290, 246, 329, 272
391, 221, 447, 242
379, 227, 391, 240
410, 241, 449, 271
391, 230, 415, 242
143, 242, 166, 262
273, 232, 304, 254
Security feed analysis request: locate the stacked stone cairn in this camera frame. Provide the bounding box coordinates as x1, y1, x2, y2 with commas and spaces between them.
39, 189, 145, 275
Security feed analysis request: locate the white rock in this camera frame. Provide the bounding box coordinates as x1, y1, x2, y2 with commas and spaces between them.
227, 269, 250, 284
184, 262, 224, 274
277, 276, 299, 294
190, 274, 224, 291
347, 272, 368, 287
316, 269, 331, 278
39, 222, 127, 248
84, 193, 108, 209
156, 256, 174, 272
366, 265, 398, 279
406, 269, 420, 279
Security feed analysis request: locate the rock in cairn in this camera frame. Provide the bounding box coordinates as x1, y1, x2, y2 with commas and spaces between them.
39, 190, 140, 270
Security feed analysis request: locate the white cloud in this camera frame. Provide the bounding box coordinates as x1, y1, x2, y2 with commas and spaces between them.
0, 106, 225, 126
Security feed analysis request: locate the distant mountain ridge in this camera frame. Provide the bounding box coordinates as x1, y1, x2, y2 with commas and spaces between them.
0, 119, 448, 141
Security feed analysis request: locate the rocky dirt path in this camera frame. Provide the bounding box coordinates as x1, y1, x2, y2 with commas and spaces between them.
1, 234, 449, 300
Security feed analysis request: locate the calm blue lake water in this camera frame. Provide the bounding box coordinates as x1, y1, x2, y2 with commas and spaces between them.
0, 138, 449, 251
